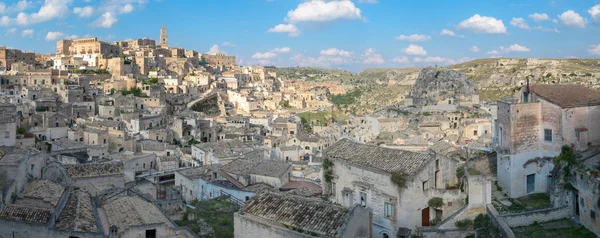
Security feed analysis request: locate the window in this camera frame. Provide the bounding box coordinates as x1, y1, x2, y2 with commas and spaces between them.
145, 229, 156, 238
4, 131, 8, 138
360, 192, 367, 207
592, 210, 596, 220
473, 130, 478, 136
331, 182, 336, 198
422, 180, 429, 191
382, 233, 390, 238
384, 202, 394, 218
544, 129, 552, 142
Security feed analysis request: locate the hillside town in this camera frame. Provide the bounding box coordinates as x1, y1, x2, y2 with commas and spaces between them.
0, 24, 599, 238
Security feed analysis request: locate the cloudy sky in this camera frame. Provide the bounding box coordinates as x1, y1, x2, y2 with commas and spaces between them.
1, 0, 600, 71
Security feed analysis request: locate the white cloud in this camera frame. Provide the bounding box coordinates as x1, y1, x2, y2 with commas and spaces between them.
403, 44, 427, 56
222, 42, 236, 47
0, 1, 31, 14
45, 31, 77, 41
558, 10, 586, 28
268, 24, 301, 37
552, 19, 558, 24
395, 34, 431, 42
486, 50, 500, 55
391, 56, 409, 64
469, 46, 480, 52
272, 47, 291, 53
3, 0, 72, 26
21, 29, 34, 37
440, 29, 464, 38
120, 3, 133, 14
357, 0, 378, 3
251, 47, 291, 60
502, 44, 530, 52
290, 53, 353, 67
529, 13, 549, 22
510, 17, 530, 30
534, 26, 560, 33
457, 14, 507, 34
92, 12, 118, 28
73, 6, 94, 18
589, 44, 600, 55
5, 28, 17, 35
320, 48, 352, 57
362, 48, 384, 64
252, 52, 277, 59
285, 0, 364, 23
588, 4, 600, 22
208, 44, 225, 54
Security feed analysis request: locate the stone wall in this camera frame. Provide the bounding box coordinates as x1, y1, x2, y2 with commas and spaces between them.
0, 219, 104, 238
234, 213, 314, 238
486, 204, 515, 238
500, 206, 570, 227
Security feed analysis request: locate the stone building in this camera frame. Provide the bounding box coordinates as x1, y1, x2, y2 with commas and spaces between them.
495, 84, 600, 198
0, 46, 36, 67
324, 139, 463, 237
0, 104, 17, 146
160, 24, 168, 48
234, 192, 371, 238
203, 53, 236, 66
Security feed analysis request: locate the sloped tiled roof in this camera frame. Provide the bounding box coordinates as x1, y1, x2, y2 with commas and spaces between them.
102, 196, 170, 231
242, 192, 349, 237
21, 180, 65, 206
55, 191, 99, 232
0, 204, 52, 223
530, 84, 600, 108
66, 162, 123, 179
324, 138, 433, 175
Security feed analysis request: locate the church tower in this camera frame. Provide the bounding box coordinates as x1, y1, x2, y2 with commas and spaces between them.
160, 24, 168, 48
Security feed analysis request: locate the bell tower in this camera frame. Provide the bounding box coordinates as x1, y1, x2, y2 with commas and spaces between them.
160, 24, 168, 48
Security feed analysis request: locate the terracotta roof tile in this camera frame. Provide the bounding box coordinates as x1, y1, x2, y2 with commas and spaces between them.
530, 84, 600, 108
242, 192, 349, 237
0, 205, 51, 223
324, 139, 433, 175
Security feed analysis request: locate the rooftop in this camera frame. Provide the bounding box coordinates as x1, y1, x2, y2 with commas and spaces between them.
221, 160, 291, 178
55, 191, 99, 232
177, 165, 221, 180
242, 192, 350, 237
20, 180, 65, 207
324, 138, 433, 175
0, 204, 52, 223
102, 196, 171, 232
66, 162, 123, 179
530, 84, 600, 108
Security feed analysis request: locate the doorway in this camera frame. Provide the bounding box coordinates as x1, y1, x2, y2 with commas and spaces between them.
421, 208, 430, 226
575, 191, 580, 217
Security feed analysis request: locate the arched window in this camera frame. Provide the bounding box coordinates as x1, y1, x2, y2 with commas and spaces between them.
382, 233, 390, 238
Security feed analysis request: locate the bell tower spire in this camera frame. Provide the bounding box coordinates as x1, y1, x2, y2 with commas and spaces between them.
160, 24, 168, 48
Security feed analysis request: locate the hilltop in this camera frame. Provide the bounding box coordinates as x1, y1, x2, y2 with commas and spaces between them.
271, 58, 600, 115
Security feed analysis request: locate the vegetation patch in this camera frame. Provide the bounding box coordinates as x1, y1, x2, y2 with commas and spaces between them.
390, 171, 408, 188
512, 219, 596, 238
516, 193, 551, 210
175, 197, 239, 238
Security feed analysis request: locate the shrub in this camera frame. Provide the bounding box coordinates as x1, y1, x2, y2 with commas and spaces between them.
473, 214, 490, 229
391, 171, 408, 188
555, 145, 576, 165
455, 219, 473, 229
428, 197, 444, 207
16, 128, 26, 135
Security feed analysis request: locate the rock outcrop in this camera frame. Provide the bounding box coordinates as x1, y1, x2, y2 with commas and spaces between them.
409, 67, 477, 106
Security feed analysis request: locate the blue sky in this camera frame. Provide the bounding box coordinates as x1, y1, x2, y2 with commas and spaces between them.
1, 0, 600, 72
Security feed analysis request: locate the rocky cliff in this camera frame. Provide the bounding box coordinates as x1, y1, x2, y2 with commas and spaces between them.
409, 67, 476, 106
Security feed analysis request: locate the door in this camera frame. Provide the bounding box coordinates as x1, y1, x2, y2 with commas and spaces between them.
526, 174, 535, 193
421, 208, 430, 226
575, 192, 580, 216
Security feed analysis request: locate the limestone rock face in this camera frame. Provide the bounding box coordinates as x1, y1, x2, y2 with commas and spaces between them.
409, 67, 476, 106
